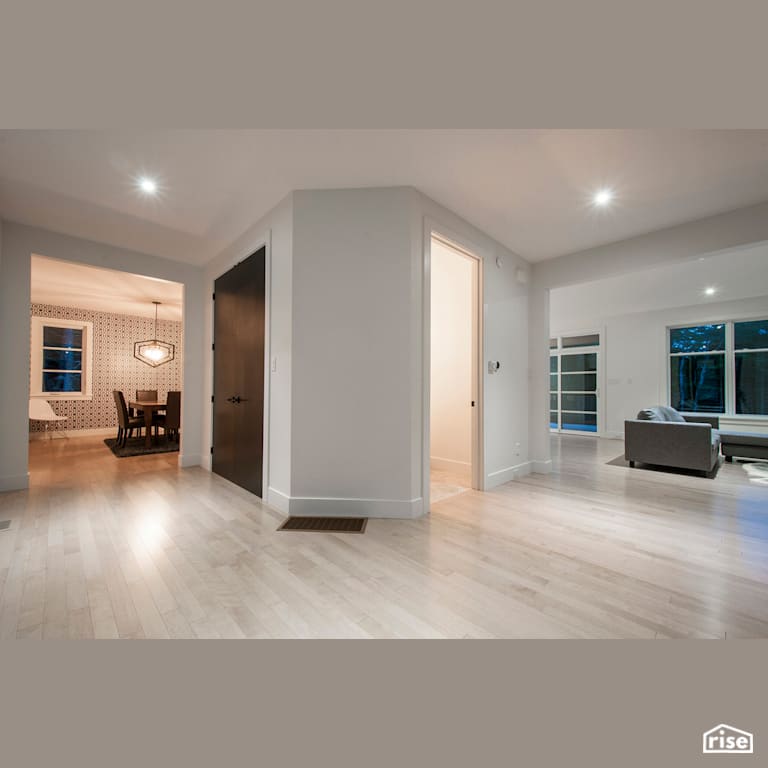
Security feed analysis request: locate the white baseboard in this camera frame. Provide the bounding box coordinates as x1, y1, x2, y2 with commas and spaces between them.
485, 461, 532, 488
531, 459, 553, 474
256, 487, 424, 519
0, 473, 29, 492
29, 426, 115, 441
430, 456, 472, 473
267, 487, 290, 514
285, 495, 424, 519
179, 453, 205, 469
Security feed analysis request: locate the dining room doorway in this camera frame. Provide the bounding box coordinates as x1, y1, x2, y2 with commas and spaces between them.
28, 254, 184, 485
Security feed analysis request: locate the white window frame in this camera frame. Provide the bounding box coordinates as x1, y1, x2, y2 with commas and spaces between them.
667, 315, 768, 418
30, 316, 94, 400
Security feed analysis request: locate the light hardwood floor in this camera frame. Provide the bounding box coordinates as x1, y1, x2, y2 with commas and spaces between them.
430, 465, 471, 504
0, 434, 766, 638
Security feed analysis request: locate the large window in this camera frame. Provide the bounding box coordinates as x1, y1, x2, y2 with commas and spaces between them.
668, 318, 768, 416
30, 317, 93, 400
550, 333, 599, 433
735, 319, 768, 415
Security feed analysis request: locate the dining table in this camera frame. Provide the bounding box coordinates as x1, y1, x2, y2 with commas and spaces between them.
129, 399, 167, 448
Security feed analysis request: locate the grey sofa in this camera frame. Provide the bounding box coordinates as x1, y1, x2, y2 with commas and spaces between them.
624, 406, 720, 477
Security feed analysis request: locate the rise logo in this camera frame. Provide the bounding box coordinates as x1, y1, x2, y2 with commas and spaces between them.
702, 724, 754, 755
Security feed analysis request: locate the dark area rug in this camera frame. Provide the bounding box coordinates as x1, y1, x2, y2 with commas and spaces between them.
606, 453, 721, 478
104, 437, 179, 458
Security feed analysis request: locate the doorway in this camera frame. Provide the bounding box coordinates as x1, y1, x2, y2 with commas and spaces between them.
428, 235, 481, 506
27, 254, 185, 486
549, 333, 600, 434
212, 247, 266, 496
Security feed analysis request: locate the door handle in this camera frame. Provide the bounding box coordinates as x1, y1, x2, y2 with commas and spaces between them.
226, 396, 241, 404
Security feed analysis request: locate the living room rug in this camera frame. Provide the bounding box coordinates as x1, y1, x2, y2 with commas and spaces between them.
743, 462, 768, 486
606, 454, 721, 478
104, 437, 179, 458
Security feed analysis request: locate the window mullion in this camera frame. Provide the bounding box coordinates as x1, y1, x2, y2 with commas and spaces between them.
726, 321, 735, 416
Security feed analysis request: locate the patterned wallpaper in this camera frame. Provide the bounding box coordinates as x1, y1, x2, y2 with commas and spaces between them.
30, 303, 183, 432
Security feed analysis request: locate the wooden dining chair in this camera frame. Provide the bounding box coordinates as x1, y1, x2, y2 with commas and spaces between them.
113, 390, 145, 447
132, 389, 159, 418
155, 391, 181, 442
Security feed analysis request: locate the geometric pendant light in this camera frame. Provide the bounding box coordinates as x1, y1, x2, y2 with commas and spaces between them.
134, 300, 175, 367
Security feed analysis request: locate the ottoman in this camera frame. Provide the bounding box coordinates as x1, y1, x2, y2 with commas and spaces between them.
719, 431, 768, 462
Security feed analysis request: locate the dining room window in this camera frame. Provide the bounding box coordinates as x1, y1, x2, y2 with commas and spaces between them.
30, 317, 94, 399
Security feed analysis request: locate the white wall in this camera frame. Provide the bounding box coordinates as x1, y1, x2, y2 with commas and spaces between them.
0, 222, 205, 491
530, 200, 768, 471
286, 187, 531, 517
289, 188, 418, 516
201, 186, 532, 519
430, 240, 472, 474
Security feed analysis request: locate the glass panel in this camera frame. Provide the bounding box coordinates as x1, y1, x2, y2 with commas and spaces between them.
43, 326, 83, 349
549, 338, 557, 349
550, 374, 558, 391
561, 353, 597, 373
550, 412, 559, 429
561, 393, 597, 412
43, 349, 82, 371
561, 412, 597, 431
735, 351, 768, 415
734, 319, 768, 350
561, 373, 597, 392
562, 334, 599, 348
42, 371, 82, 392
550, 356, 558, 373
550, 394, 558, 410
669, 354, 725, 413
669, 324, 725, 353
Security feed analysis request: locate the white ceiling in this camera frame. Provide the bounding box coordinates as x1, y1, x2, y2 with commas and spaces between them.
551, 241, 768, 330
3, 130, 768, 265
31, 255, 183, 321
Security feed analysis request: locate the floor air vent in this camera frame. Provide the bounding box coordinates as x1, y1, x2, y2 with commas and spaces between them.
278, 517, 367, 533
0, 520, 11, 531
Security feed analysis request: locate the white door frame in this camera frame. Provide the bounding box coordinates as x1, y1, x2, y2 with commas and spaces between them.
208, 232, 272, 498
422, 220, 485, 513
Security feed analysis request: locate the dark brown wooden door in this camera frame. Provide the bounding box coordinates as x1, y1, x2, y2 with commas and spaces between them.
212, 248, 265, 496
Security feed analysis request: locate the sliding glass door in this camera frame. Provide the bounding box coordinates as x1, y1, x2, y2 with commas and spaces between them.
550, 334, 599, 433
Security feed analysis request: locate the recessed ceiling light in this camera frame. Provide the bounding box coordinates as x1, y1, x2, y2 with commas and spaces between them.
704, 286, 717, 296
137, 176, 158, 196
593, 188, 613, 207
